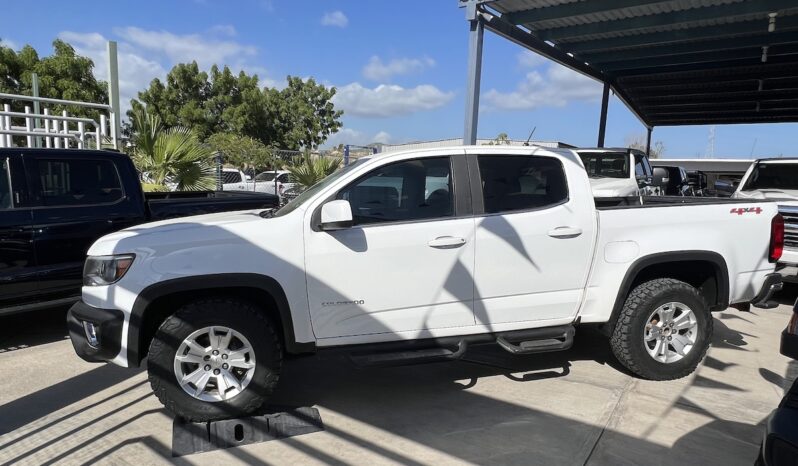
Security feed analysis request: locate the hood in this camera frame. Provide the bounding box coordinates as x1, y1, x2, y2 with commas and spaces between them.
588, 177, 637, 197
88, 209, 273, 256
733, 189, 798, 201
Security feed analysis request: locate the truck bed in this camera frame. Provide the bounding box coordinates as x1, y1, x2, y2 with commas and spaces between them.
145, 191, 279, 220
594, 195, 768, 210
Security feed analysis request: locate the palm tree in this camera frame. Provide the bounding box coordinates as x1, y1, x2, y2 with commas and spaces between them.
286, 154, 342, 190
129, 108, 216, 191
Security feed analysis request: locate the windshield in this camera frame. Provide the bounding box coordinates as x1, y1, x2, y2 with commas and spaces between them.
274, 158, 371, 217
578, 152, 629, 179
255, 172, 277, 182
743, 162, 798, 191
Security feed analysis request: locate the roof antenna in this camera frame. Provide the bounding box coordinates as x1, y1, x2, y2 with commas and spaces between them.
523, 126, 537, 146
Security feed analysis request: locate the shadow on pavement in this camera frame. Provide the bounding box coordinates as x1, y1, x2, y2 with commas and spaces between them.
0, 305, 70, 354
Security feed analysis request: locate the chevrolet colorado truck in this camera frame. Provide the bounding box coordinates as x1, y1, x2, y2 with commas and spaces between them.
0, 148, 278, 315
68, 146, 784, 421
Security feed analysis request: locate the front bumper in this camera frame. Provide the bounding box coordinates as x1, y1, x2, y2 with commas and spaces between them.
751, 273, 784, 309
67, 300, 124, 363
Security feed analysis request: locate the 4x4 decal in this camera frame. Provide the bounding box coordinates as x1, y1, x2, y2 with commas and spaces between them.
731, 207, 763, 215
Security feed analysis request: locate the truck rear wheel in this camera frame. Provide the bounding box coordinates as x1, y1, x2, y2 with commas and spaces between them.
610, 278, 712, 380
147, 298, 282, 421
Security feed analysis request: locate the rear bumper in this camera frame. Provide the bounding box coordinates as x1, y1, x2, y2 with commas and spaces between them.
751, 273, 784, 309
67, 300, 124, 363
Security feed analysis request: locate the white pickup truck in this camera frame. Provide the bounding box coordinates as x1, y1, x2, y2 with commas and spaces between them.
733, 158, 798, 280
68, 146, 784, 421
577, 148, 658, 197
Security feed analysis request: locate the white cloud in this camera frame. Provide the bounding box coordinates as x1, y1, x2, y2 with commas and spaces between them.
373, 131, 391, 144
0, 38, 18, 50
518, 51, 545, 68
483, 63, 602, 111
321, 11, 348, 28
113, 26, 257, 69
362, 56, 435, 81
333, 83, 454, 118
323, 128, 391, 147
59, 31, 167, 113
58, 28, 274, 114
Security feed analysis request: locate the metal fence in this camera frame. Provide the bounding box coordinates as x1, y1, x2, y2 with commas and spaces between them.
0, 93, 119, 150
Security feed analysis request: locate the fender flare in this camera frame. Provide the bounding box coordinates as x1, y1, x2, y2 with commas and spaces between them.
128, 273, 314, 365
607, 251, 730, 330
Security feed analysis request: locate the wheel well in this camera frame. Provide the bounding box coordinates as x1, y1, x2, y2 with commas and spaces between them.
604, 255, 729, 335
631, 261, 721, 309
137, 287, 286, 365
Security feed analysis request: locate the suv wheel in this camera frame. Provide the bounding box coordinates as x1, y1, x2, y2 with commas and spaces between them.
610, 278, 712, 380
147, 298, 282, 421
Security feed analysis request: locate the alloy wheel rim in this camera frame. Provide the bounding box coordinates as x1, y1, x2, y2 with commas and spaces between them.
173, 326, 256, 402
644, 302, 698, 364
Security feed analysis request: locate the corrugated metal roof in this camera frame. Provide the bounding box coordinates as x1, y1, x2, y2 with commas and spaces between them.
477, 0, 798, 126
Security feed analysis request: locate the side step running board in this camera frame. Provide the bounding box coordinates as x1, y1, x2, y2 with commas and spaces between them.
496, 325, 575, 355
349, 340, 468, 367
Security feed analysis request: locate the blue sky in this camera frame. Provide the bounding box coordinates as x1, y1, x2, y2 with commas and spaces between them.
1, 0, 796, 158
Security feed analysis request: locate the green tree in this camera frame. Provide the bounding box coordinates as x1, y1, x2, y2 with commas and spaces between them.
131, 64, 342, 149
286, 155, 342, 190
207, 132, 273, 173
0, 39, 108, 119
485, 132, 511, 145
263, 76, 343, 150
129, 107, 215, 191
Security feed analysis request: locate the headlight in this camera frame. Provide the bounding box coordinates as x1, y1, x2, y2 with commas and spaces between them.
83, 254, 135, 286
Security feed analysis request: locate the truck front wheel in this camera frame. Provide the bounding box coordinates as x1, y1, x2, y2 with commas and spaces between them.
610, 278, 712, 380
147, 298, 282, 421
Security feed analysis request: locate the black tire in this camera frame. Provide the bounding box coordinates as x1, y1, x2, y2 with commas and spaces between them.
147, 298, 282, 421
610, 278, 712, 380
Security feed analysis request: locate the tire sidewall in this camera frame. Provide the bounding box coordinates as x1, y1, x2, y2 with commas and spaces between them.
625, 283, 711, 378
148, 300, 280, 421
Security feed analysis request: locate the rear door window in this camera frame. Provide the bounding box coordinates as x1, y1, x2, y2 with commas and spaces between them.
478, 155, 568, 214
222, 171, 242, 184
34, 158, 123, 206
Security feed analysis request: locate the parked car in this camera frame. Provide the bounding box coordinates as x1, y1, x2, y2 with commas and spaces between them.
253, 170, 298, 199
733, 159, 798, 281
220, 168, 251, 191
68, 145, 782, 421
576, 148, 658, 197
757, 299, 798, 466
0, 148, 279, 315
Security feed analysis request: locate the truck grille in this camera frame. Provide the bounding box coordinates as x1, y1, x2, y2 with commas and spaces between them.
780, 206, 798, 249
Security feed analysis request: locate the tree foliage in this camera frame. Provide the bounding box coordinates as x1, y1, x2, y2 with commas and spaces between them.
131, 64, 343, 150
286, 155, 342, 190
129, 107, 215, 191
0, 39, 108, 119
207, 132, 273, 172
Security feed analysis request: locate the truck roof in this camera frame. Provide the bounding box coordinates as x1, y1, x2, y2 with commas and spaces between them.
0, 147, 128, 159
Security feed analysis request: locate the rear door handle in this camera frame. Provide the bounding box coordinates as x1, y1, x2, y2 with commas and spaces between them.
547, 227, 583, 238
428, 236, 467, 249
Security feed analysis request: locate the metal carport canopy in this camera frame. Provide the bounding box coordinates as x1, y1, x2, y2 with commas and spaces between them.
460, 0, 798, 147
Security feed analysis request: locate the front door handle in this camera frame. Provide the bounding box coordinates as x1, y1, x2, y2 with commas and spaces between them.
428, 236, 467, 249
547, 227, 582, 238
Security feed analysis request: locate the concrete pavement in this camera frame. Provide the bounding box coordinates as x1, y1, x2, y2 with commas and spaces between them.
0, 289, 796, 465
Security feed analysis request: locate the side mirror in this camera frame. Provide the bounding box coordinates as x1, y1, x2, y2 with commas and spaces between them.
245, 175, 253, 181
320, 200, 353, 231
